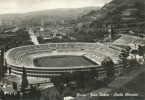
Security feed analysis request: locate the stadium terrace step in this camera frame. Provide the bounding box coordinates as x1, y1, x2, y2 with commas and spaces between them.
5, 43, 123, 78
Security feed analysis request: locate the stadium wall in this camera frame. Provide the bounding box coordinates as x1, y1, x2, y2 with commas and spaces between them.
7, 64, 123, 78
5, 43, 123, 78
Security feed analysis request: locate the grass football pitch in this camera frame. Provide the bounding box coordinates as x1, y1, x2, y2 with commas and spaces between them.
33, 55, 97, 67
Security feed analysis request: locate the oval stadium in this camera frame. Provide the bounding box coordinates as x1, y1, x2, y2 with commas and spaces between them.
5, 43, 123, 78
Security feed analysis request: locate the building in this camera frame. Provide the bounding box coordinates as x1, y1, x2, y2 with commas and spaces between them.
122, 8, 140, 17
0, 20, 6, 26
5, 43, 123, 78
64, 96, 75, 100
1, 87, 18, 95
35, 31, 54, 39
0, 19, 17, 26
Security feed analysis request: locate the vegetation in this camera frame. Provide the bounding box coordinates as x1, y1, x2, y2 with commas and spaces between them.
0, 85, 41, 100
8, 67, 11, 75
138, 45, 145, 56
50, 68, 108, 97
72, 24, 110, 42
119, 47, 131, 69
0, 89, 20, 100
12, 82, 17, 90
101, 57, 115, 78
21, 85, 41, 100
0, 28, 34, 51
1, 48, 4, 66
0, 48, 7, 81
0, 89, 5, 99
111, 26, 115, 40
21, 67, 29, 91
70, 0, 145, 42
0, 28, 34, 81
0, 0, 145, 99
37, 36, 44, 44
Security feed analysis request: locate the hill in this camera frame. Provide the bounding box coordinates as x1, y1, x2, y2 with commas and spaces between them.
71, 0, 145, 42
0, 7, 100, 20
77, 0, 144, 22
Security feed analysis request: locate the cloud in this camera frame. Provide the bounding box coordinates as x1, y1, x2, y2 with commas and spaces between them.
0, 0, 112, 14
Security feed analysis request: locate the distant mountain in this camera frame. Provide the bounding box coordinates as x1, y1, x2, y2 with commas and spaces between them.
0, 7, 100, 20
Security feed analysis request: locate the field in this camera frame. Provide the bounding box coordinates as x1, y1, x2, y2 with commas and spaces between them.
33, 55, 97, 67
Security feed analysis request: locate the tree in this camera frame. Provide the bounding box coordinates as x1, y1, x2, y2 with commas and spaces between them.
21, 67, 29, 90
12, 82, 17, 90
9, 67, 11, 74
0, 89, 5, 99
60, 73, 71, 86
111, 26, 115, 40
0, 68, 5, 81
138, 45, 145, 56
90, 68, 98, 79
37, 36, 43, 43
119, 51, 129, 69
119, 46, 131, 69
1, 48, 4, 67
30, 85, 40, 99
0, 47, 6, 81
57, 84, 64, 95
128, 59, 138, 67
101, 57, 115, 78
50, 76, 61, 87
74, 71, 85, 88
131, 50, 139, 60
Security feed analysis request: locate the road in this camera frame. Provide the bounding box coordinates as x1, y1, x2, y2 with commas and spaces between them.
28, 30, 39, 45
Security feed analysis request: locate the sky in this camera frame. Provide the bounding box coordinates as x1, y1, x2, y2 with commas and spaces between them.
0, 0, 112, 14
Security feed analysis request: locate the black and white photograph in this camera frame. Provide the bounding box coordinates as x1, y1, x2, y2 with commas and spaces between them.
0, 0, 145, 100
